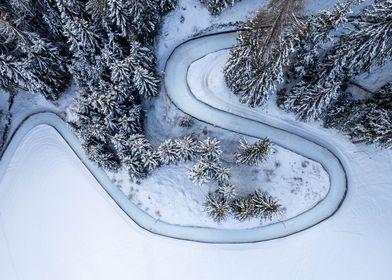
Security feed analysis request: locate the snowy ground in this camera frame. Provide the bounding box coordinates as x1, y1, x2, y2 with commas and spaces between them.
0, 119, 391, 279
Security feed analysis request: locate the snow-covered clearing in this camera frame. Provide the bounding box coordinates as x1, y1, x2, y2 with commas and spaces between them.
113, 135, 329, 229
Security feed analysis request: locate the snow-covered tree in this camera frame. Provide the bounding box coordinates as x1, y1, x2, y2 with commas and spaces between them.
141, 149, 161, 171
281, 0, 392, 121
158, 0, 177, 14
127, 0, 161, 39
217, 181, 237, 200
290, 1, 355, 80
0, 1, 69, 100
178, 115, 193, 127
198, 137, 222, 161
188, 159, 212, 184
215, 165, 231, 183
251, 190, 283, 221
175, 135, 199, 161
325, 83, 392, 149
120, 134, 157, 178
200, 0, 241, 15
234, 138, 272, 165
204, 192, 231, 223
158, 138, 180, 165
231, 195, 254, 221
224, 0, 306, 107
188, 157, 229, 185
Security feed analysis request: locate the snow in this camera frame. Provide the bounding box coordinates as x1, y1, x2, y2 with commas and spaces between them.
0, 116, 391, 279
1, 0, 391, 277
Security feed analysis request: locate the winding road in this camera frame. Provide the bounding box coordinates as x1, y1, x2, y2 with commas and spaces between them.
164, 30, 347, 243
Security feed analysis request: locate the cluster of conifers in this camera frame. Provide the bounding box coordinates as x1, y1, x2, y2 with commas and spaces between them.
225, 0, 392, 148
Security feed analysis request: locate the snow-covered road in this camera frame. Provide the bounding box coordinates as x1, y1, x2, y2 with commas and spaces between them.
165, 31, 347, 242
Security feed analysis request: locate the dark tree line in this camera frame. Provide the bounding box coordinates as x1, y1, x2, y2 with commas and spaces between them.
0, 0, 177, 173
225, 0, 392, 148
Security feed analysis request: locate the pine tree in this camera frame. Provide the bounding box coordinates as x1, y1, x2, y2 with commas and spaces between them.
234, 138, 272, 165
217, 181, 237, 200
224, 0, 306, 107
158, 0, 177, 14
198, 137, 222, 161
204, 192, 231, 223
128, 0, 161, 40
188, 159, 214, 184
325, 83, 392, 148
200, 0, 241, 15
175, 135, 199, 161
0, 1, 69, 100
158, 138, 181, 165
119, 134, 157, 178
251, 190, 283, 221
282, 0, 392, 121
290, 1, 355, 80
178, 115, 193, 127
215, 165, 231, 183
231, 195, 254, 221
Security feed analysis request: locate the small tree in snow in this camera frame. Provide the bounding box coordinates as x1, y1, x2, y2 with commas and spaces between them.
234, 138, 272, 165
158, 138, 180, 165
217, 181, 237, 200
204, 192, 231, 223
188, 160, 211, 184
200, 0, 241, 15
178, 115, 194, 127
252, 190, 284, 221
198, 137, 222, 161
231, 195, 254, 221
159, 0, 178, 14
175, 135, 199, 161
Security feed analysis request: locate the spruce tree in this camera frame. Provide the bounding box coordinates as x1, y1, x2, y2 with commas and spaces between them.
251, 190, 283, 221
200, 0, 241, 15
234, 138, 272, 165
282, 0, 392, 121
325, 83, 392, 149
224, 0, 305, 107
204, 192, 231, 223
231, 195, 254, 221
0, 1, 69, 100
217, 182, 237, 200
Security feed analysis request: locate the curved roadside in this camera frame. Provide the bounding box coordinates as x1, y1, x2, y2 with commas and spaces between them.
164, 31, 348, 242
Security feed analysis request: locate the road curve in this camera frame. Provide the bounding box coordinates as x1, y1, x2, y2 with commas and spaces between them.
164, 31, 348, 243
